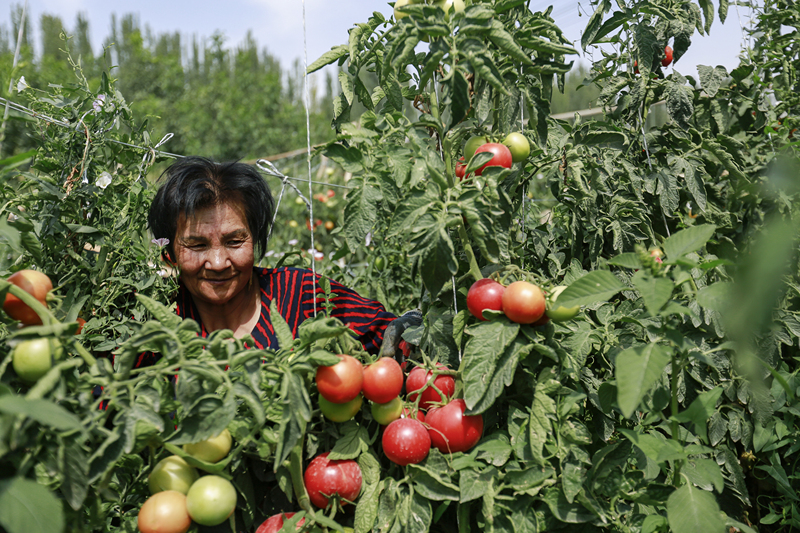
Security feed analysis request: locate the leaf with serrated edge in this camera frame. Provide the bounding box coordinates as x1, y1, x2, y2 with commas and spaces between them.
616, 344, 672, 418
555, 270, 625, 309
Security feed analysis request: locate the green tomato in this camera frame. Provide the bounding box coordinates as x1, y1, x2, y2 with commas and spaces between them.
11, 338, 63, 383
394, 0, 414, 19
503, 132, 531, 163
149, 455, 199, 495
185, 475, 237, 526
434, 0, 466, 19
371, 396, 404, 425
464, 135, 487, 160
319, 394, 363, 423
183, 428, 232, 463
374, 256, 387, 272
546, 286, 580, 322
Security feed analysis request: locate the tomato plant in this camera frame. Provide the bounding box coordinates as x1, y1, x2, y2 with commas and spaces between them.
3, 269, 52, 325
473, 143, 513, 176
501, 281, 545, 324
315, 354, 363, 404
426, 399, 483, 454
185, 475, 237, 526
382, 418, 431, 466
405, 364, 456, 409
255, 512, 305, 533
502, 132, 530, 163
545, 285, 580, 322
319, 393, 363, 422
662, 45, 673, 66
362, 357, 403, 403
303, 452, 362, 509
11, 338, 62, 383
137, 491, 192, 533
463, 135, 487, 159
183, 428, 232, 463
148, 455, 199, 495
370, 395, 404, 425
466, 278, 505, 321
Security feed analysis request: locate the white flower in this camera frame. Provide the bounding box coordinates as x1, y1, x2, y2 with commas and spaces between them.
264, 250, 275, 257
151, 238, 170, 247
92, 94, 106, 113
95, 171, 112, 189
16, 76, 28, 92
288, 239, 299, 246
365, 231, 372, 246
156, 269, 169, 278
310, 250, 324, 261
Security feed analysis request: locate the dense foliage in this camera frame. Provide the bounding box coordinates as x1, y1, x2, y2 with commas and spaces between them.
1, 0, 799, 532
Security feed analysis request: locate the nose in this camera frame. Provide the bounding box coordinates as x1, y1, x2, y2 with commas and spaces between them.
205, 247, 231, 271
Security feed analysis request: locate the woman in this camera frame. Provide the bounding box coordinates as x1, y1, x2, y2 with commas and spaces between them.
134, 156, 415, 368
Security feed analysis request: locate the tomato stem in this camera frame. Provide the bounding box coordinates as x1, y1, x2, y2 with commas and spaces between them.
289, 442, 315, 514
457, 222, 483, 283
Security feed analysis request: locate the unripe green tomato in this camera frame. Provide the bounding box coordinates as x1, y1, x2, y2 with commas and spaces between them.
371, 396, 404, 425
374, 256, 386, 272
183, 428, 232, 463
464, 135, 487, 160
185, 475, 237, 526
11, 338, 63, 383
503, 132, 531, 163
319, 394, 363, 423
546, 285, 580, 322
394, 0, 414, 19
149, 455, 199, 495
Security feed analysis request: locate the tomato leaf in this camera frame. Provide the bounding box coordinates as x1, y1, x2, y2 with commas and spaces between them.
667, 484, 725, 533
662, 224, 717, 261
459, 467, 497, 503
0, 395, 82, 431
328, 422, 369, 460
542, 486, 595, 523
615, 344, 672, 418
269, 300, 294, 350
555, 270, 625, 309
307, 44, 348, 74
461, 320, 519, 412
631, 271, 674, 315
673, 387, 724, 444
354, 479, 383, 533
0, 477, 64, 533
274, 371, 312, 469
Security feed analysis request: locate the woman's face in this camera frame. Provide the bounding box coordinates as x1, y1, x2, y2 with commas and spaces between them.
174, 200, 255, 307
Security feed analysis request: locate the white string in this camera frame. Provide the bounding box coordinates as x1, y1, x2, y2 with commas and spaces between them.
0, 0, 29, 154
302, 0, 318, 316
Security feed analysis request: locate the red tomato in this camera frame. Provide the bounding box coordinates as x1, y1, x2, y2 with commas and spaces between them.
466, 278, 505, 321
75, 317, 86, 334
426, 399, 483, 454
473, 143, 512, 176
303, 452, 362, 509
662, 45, 673, 67
455, 158, 466, 180
3, 269, 52, 325
501, 281, 545, 324
406, 364, 455, 410
362, 357, 403, 404
255, 512, 304, 533
316, 354, 363, 404
137, 490, 192, 533
382, 418, 431, 466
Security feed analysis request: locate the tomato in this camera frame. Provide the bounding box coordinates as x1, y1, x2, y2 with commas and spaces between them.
406, 364, 455, 409
362, 357, 403, 403
316, 354, 363, 404
324, 221, 335, 231
371, 396, 404, 425
149, 455, 199, 495
183, 428, 232, 463
394, 0, 414, 20
426, 399, 483, 454
649, 247, 663, 263
455, 158, 466, 180
501, 281, 545, 324
473, 143, 513, 176
374, 256, 386, 271
303, 452, 362, 509
382, 418, 431, 466
466, 278, 505, 321
75, 317, 86, 334
185, 475, 237, 526
319, 393, 363, 422
503, 132, 530, 163
662, 45, 673, 67
3, 269, 52, 325
401, 406, 425, 423
11, 338, 63, 384
434, 0, 465, 20
463, 135, 487, 160
137, 490, 192, 533
256, 512, 305, 533
545, 285, 580, 322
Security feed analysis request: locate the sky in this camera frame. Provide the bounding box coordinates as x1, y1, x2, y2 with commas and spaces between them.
2, 0, 758, 92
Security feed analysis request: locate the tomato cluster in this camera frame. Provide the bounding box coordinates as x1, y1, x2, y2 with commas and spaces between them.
458, 132, 530, 181
466, 277, 581, 324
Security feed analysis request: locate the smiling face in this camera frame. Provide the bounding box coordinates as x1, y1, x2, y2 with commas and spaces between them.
174, 200, 255, 308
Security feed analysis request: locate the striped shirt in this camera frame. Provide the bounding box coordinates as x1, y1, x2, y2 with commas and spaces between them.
133, 267, 396, 368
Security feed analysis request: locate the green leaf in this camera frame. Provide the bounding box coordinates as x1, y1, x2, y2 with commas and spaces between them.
0, 395, 82, 431
718, 0, 729, 23
555, 270, 625, 309
487, 20, 533, 65
409, 214, 458, 298
667, 484, 725, 533
529, 385, 557, 465
136, 293, 182, 330
269, 300, 294, 349
308, 44, 348, 73
697, 65, 728, 98
619, 429, 670, 463
542, 487, 595, 523
673, 387, 723, 443
616, 344, 672, 418
343, 181, 382, 253
354, 480, 383, 533
274, 371, 312, 469
581, 0, 612, 49
607, 252, 643, 269
665, 81, 694, 129
459, 467, 497, 503
0, 477, 64, 533
329, 422, 370, 460
662, 224, 716, 260
696, 282, 733, 313
697, 0, 715, 33
632, 271, 674, 315
684, 458, 724, 493
461, 320, 520, 412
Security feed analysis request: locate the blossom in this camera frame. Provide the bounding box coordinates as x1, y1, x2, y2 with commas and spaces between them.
16, 76, 28, 92
288, 239, 299, 246
309, 249, 324, 261
95, 171, 112, 189
264, 250, 275, 257
92, 94, 106, 113
151, 238, 170, 248
365, 231, 372, 246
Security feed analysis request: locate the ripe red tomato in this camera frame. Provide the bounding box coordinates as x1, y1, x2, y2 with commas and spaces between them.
316, 354, 363, 404
455, 158, 466, 180
382, 418, 431, 466
183, 428, 232, 463
185, 475, 237, 526
148, 455, 199, 495
256, 512, 305, 533
3, 269, 52, 325
501, 281, 546, 324
466, 278, 505, 321
75, 317, 86, 334
473, 143, 513, 176
426, 399, 483, 454
502, 132, 530, 163
137, 490, 192, 533
11, 338, 63, 384
303, 452, 362, 509
362, 357, 403, 404
371, 396, 404, 425
662, 45, 673, 67
319, 393, 363, 423
406, 364, 455, 410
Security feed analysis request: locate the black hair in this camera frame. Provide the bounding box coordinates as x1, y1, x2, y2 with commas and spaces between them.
148, 156, 274, 260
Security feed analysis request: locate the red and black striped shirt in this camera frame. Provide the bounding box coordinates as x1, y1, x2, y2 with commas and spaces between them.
133, 267, 396, 368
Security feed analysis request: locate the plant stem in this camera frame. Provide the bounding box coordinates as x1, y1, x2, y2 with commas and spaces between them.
457, 222, 483, 283
290, 442, 314, 514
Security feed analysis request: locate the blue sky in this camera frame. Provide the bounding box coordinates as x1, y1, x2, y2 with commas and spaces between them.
3, 0, 757, 85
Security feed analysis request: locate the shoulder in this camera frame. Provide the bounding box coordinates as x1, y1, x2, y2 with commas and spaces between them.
254, 266, 313, 288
